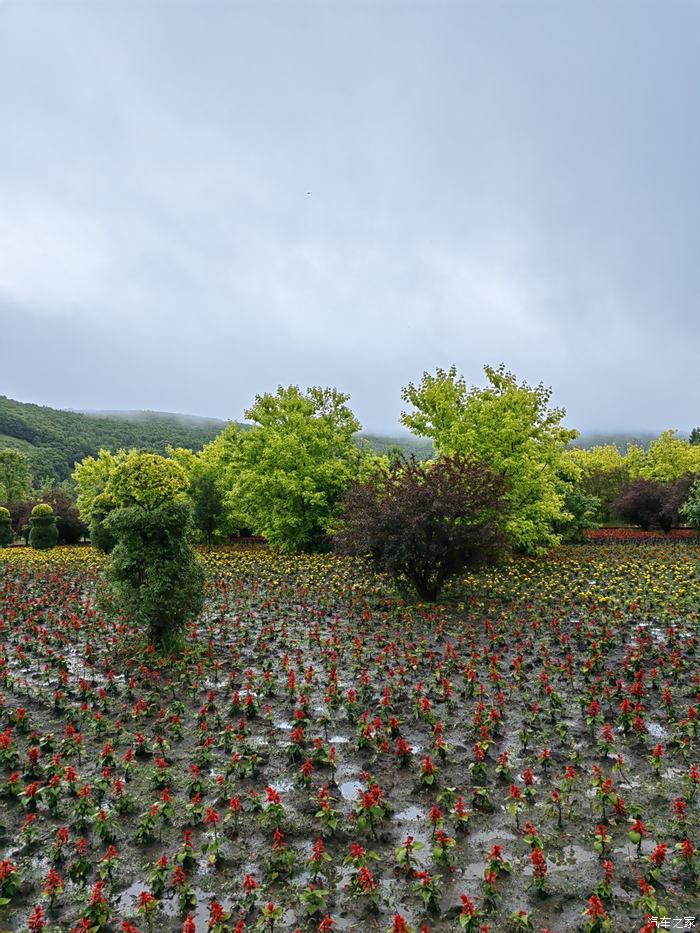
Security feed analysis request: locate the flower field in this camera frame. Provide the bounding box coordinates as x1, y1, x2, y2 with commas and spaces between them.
585, 530, 697, 543
0, 543, 698, 933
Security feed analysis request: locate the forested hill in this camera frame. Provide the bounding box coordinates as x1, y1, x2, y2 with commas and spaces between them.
1, 394, 659, 484
0, 396, 434, 483
359, 433, 434, 459
0, 396, 227, 482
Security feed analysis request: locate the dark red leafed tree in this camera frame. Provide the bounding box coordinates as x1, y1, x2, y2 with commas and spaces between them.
613, 476, 694, 532
334, 454, 508, 601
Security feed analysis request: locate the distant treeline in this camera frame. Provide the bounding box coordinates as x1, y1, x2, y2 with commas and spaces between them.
570, 432, 660, 453
1, 368, 699, 556
0, 396, 226, 482
0, 395, 434, 482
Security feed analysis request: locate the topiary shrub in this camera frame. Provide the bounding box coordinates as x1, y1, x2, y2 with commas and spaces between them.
104, 501, 204, 647
0, 507, 13, 547
102, 452, 204, 647
38, 489, 88, 544
29, 503, 59, 550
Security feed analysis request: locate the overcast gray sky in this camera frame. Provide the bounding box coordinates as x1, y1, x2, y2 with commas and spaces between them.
1, 0, 698, 434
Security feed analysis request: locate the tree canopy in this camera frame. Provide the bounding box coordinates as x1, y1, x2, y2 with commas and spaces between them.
208, 385, 377, 551
566, 444, 643, 522
569, 433, 700, 523
72, 449, 128, 522
105, 451, 189, 510
0, 395, 225, 483
0, 448, 33, 502
639, 429, 700, 482
401, 365, 577, 551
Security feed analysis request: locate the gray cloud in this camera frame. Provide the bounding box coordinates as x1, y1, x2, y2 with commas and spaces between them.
1, 0, 698, 433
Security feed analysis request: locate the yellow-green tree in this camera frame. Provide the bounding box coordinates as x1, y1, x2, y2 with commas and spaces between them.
640, 430, 700, 482
567, 444, 643, 522
74, 448, 191, 550
211, 386, 376, 551
400, 364, 578, 551
105, 451, 189, 510
180, 429, 255, 536
73, 449, 127, 550
0, 448, 33, 502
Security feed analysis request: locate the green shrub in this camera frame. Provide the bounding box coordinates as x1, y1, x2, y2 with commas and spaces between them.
681, 477, 700, 537
104, 501, 204, 647
29, 503, 58, 550
0, 506, 13, 547
552, 487, 601, 543
90, 512, 117, 553
100, 453, 203, 647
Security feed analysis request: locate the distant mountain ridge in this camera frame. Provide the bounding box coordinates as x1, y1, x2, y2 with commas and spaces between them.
79, 409, 435, 459
79, 409, 228, 429
0, 395, 434, 482
0, 394, 673, 484
571, 432, 660, 452
0, 396, 228, 482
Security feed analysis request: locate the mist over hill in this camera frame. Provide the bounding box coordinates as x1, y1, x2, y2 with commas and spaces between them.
571, 432, 659, 453
0, 396, 227, 482
0, 396, 435, 482
1, 394, 680, 484
80, 409, 228, 429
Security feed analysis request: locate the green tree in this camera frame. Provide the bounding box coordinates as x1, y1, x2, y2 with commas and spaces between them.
689, 427, 700, 446
400, 365, 578, 551
0, 448, 33, 502
89, 504, 118, 552
105, 450, 189, 510
640, 430, 700, 482
103, 453, 204, 647
220, 386, 365, 552
28, 503, 59, 550
552, 486, 600, 543
680, 478, 700, 537
74, 448, 189, 551
567, 444, 643, 523
191, 472, 225, 549
193, 428, 254, 535
167, 446, 229, 544
0, 507, 13, 547
73, 449, 127, 551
